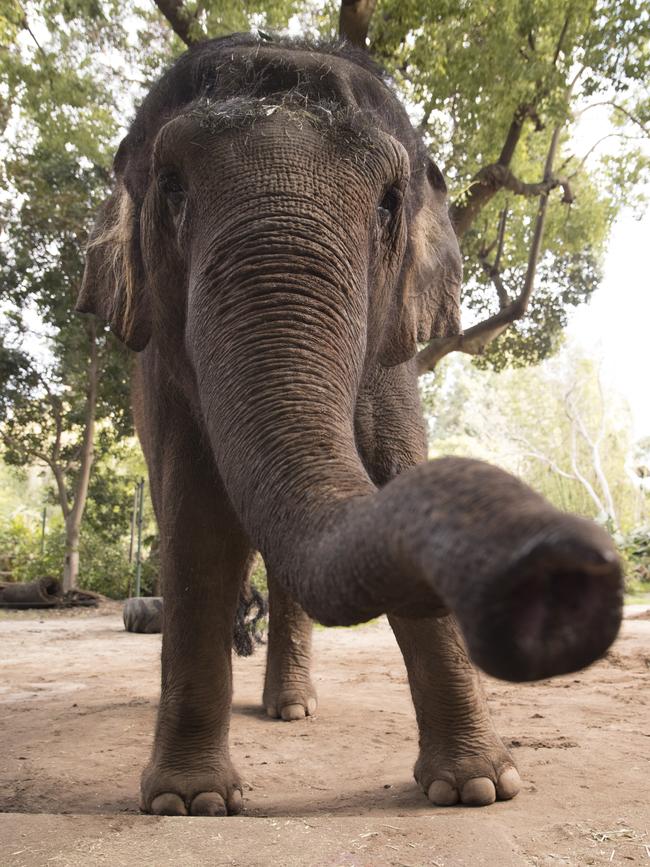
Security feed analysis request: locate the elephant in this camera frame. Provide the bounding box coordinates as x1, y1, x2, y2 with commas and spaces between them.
76, 33, 622, 816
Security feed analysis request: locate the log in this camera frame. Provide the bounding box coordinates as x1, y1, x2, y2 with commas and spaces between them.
0, 577, 62, 608
62, 589, 100, 608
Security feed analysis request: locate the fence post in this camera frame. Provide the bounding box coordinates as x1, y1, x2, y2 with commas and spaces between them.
134, 478, 145, 598
40, 507, 47, 555
128, 484, 138, 565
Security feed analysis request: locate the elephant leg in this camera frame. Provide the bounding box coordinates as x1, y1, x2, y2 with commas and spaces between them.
139, 419, 252, 816
262, 568, 317, 720
389, 613, 521, 806
357, 362, 520, 807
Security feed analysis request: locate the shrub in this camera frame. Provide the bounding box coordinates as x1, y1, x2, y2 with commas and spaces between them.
621, 527, 650, 593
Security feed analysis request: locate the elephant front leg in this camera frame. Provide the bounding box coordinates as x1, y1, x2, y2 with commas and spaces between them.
389, 613, 521, 807
263, 569, 317, 721
140, 511, 251, 816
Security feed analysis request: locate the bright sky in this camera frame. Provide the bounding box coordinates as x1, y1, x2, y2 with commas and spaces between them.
568, 207, 650, 438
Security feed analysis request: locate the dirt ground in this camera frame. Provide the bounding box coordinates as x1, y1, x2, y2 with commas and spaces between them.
0, 604, 648, 866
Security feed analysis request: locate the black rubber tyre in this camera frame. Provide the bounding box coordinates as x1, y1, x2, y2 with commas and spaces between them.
123, 596, 163, 634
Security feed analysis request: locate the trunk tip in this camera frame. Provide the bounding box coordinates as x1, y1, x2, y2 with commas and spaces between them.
459, 527, 623, 682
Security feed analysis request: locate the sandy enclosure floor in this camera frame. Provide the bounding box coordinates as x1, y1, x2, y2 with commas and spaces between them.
0, 607, 648, 866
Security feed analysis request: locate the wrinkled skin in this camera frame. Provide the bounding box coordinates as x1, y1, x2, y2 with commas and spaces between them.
77, 35, 622, 816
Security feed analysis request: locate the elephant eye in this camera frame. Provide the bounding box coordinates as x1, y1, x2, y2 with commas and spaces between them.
158, 171, 186, 208
377, 186, 402, 225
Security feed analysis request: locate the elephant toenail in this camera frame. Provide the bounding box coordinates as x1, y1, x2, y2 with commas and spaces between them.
190, 792, 227, 816
461, 778, 496, 806
427, 780, 459, 806
496, 767, 521, 800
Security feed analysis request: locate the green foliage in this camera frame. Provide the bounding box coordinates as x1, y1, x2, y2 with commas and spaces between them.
0, 436, 157, 598
422, 344, 647, 533
249, 553, 268, 594
0, 1, 141, 585
0, 513, 65, 581
0, 511, 130, 597
182, 0, 306, 40
83, 440, 140, 543
370, 0, 649, 368
620, 527, 650, 591
1, 0, 649, 589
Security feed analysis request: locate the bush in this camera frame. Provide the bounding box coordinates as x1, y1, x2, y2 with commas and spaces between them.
0, 514, 65, 582
249, 554, 268, 594
76, 532, 132, 598
0, 512, 152, 599
621, 527, 650, 593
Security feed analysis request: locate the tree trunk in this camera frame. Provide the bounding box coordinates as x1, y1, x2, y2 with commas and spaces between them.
60, 323, 99, 592
62, 521, 80, 593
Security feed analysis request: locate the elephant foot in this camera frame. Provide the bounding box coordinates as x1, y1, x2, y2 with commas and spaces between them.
263, 677, 317, 721
140, 757, 243, 816
414, 730, 520, 807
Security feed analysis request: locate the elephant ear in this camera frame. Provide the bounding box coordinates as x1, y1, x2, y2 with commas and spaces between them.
76, 182, 151, 351
379, 159, 462, 368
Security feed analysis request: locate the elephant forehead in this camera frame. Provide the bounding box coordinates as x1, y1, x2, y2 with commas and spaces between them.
167, 106, 399, 201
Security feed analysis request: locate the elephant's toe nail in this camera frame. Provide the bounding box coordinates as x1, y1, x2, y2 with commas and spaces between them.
496, 767, 521, 800
461, 777, 496, 806
265, 705, 280, 719
227, 788, 244, 815
306, 698, 317, 715
427, 780, 459, 806
281, 703, 306, 721
190, 792, 227, 816
150, 793, 187, 815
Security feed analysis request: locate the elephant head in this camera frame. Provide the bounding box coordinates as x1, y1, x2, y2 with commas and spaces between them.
77, 35, 622, 682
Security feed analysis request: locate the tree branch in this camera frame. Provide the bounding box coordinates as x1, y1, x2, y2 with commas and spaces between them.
449, 107, 529, 237
339, 0, 377, 48
552, 13, 571, 66
565, 383, 618, 529
0, 432, 30, 466
0, 430, 71, 518
14, 0, 48, 59
577, 100, 649, 137
449, 11, 576, 238
417, 123, 564, 375
522, 451, 577, 481
502, 104, 545, 160
153, 0, 200, 46
450, 159, 574, 238
478, 207, 511, 309
51, 460, 72, 520
561, 132, 646, 176
568, 421, 610, 522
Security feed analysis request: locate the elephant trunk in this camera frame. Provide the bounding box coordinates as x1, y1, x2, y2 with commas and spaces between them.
189, 216, 622, 683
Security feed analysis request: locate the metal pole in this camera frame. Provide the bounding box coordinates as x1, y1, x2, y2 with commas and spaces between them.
128, 484, 138, 564
134, 478, 144, 598
40, 507, 47, 555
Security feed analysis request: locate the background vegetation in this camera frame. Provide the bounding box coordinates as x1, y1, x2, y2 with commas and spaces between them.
1, 0, 648, 597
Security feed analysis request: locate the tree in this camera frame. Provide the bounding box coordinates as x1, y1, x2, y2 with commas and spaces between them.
145, 0, 649, 372
422, 347, 645, 533
1, 0, 648, 585
368, 0, 649, 371
0, 327, 135, 590
0, 1, 138, 589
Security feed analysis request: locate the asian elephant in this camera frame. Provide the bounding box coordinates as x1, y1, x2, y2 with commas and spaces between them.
76, 34, 622, 816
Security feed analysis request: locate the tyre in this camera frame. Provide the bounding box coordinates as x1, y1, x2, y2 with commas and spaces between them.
123, 596, 163, 633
